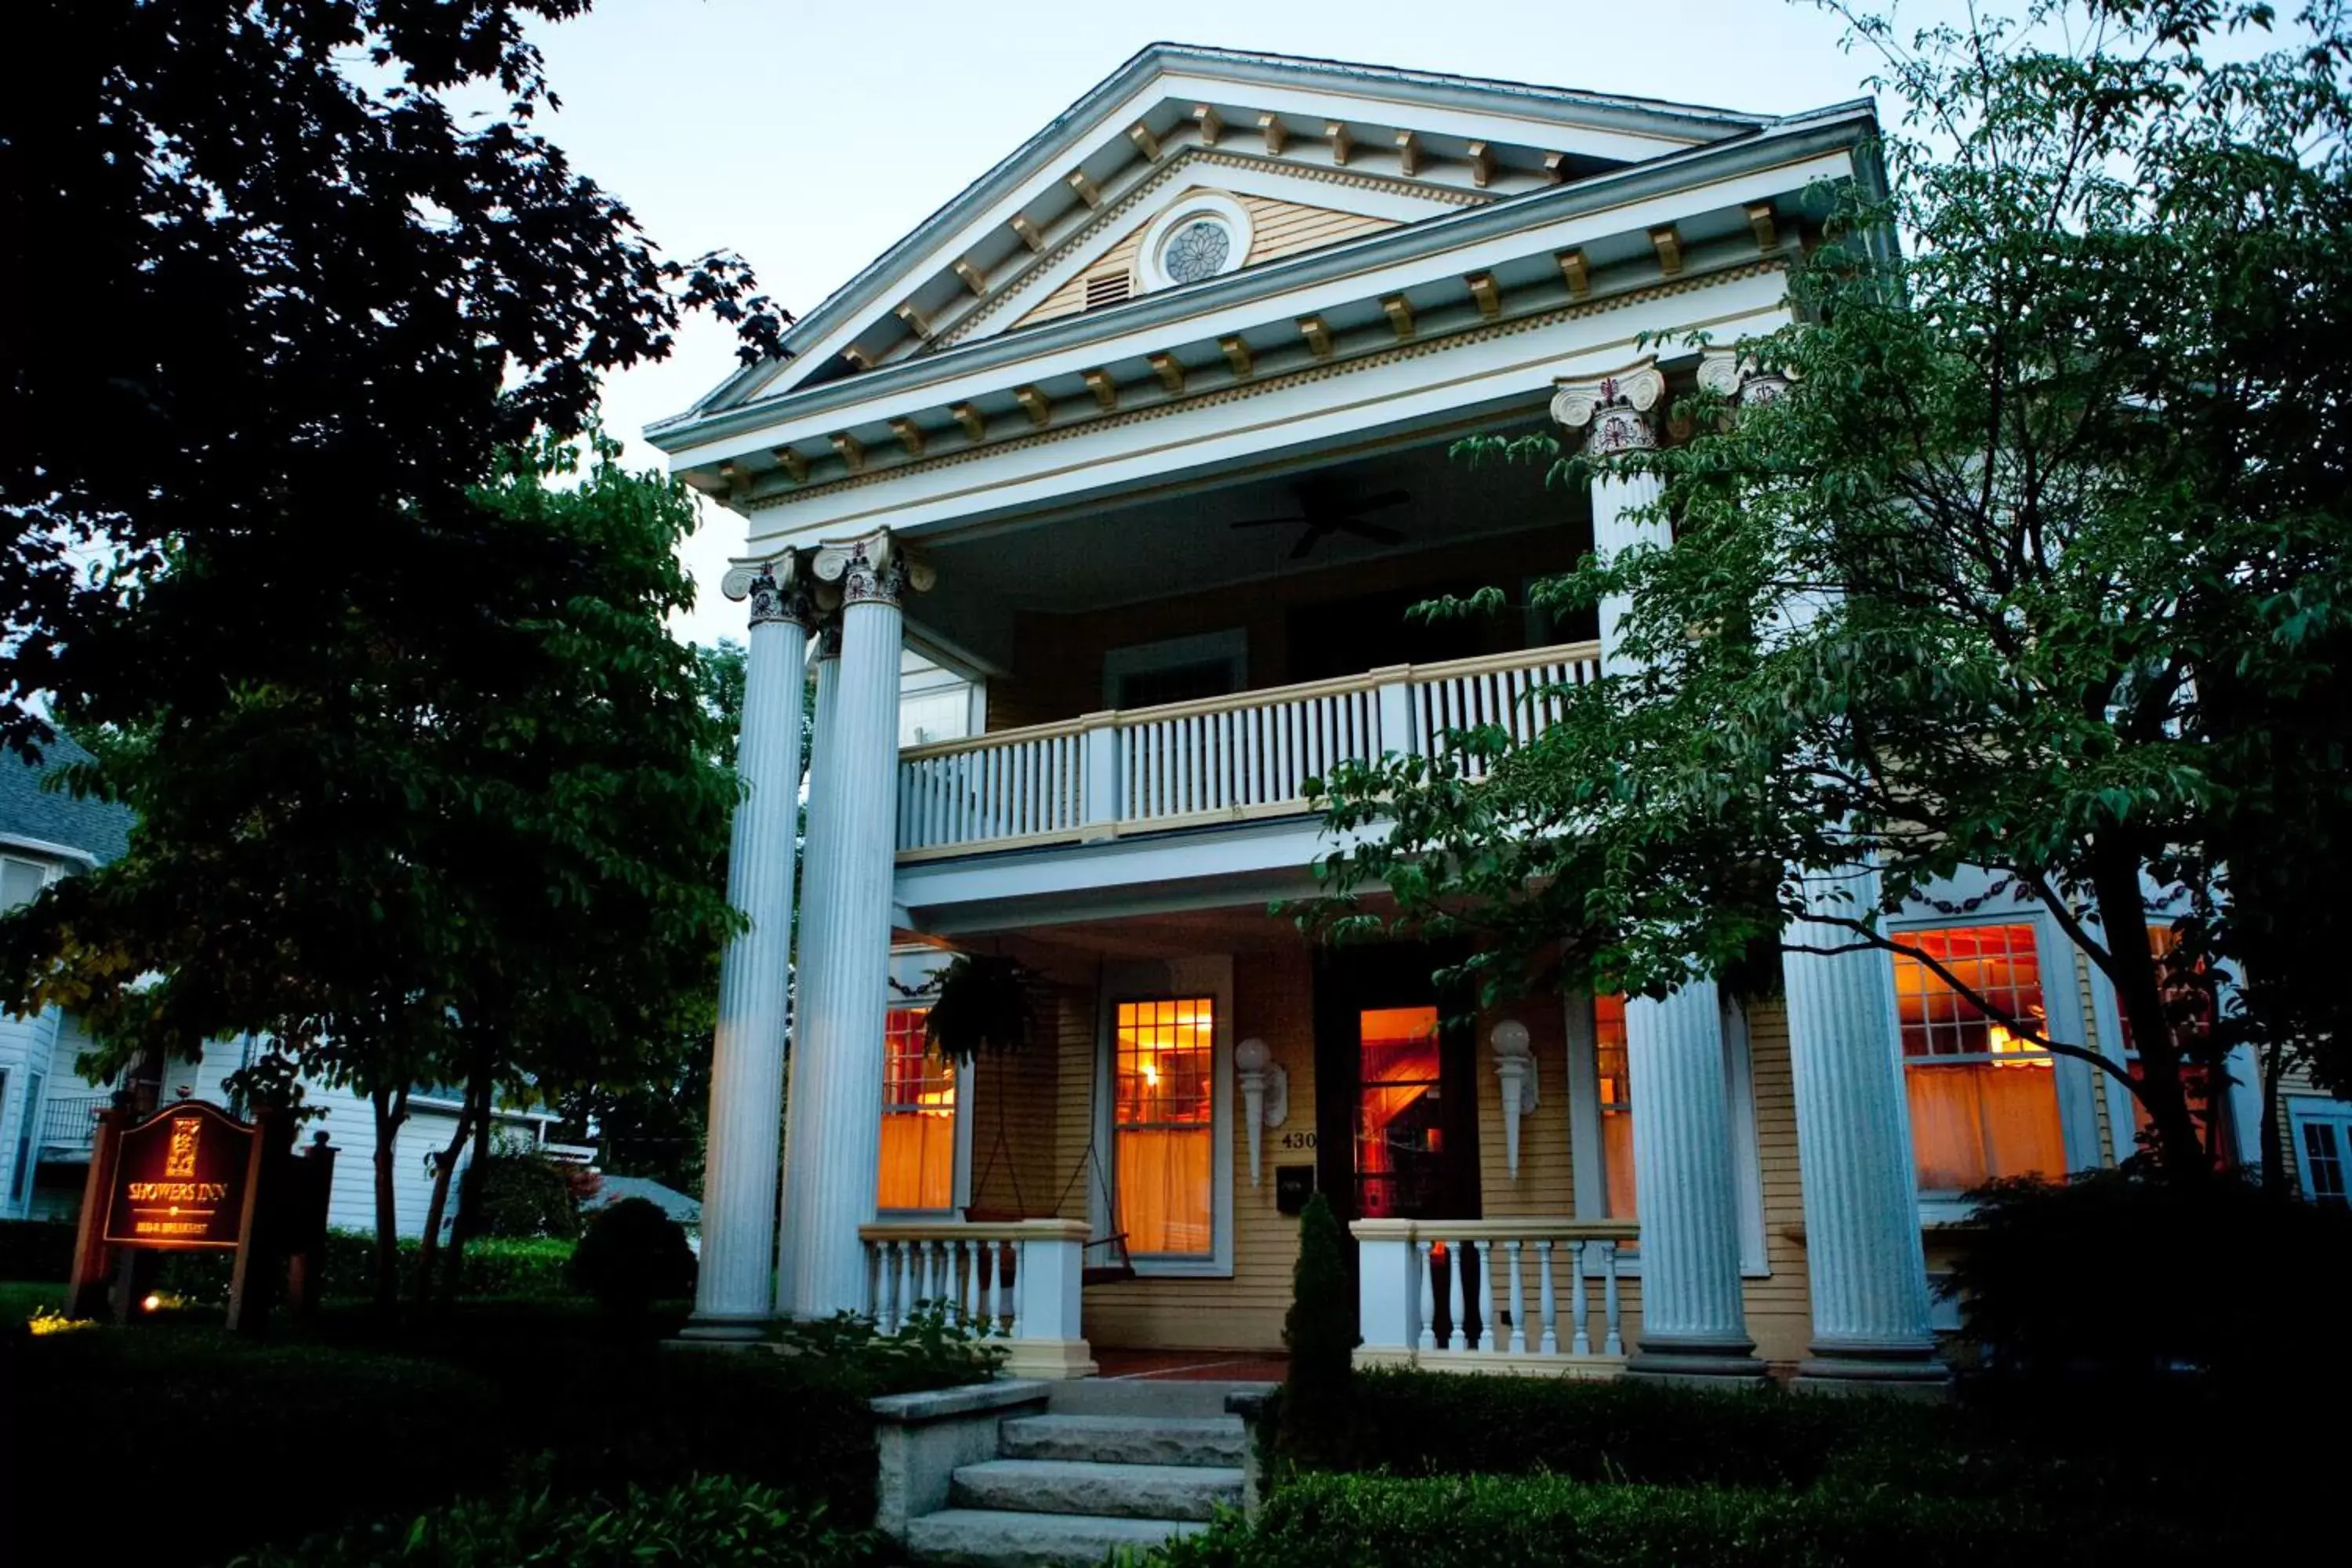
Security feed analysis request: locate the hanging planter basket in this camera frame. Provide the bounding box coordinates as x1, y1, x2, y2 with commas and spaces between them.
923, 953, 1038, 1065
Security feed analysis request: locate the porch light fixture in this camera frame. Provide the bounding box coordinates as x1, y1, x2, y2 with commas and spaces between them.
1235, 1036, 1289, 1187
1490, 1019, 1538, 1178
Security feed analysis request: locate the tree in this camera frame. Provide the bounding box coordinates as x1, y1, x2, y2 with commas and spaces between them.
1, 0, 786, 761
1305, 0, 2352, 1181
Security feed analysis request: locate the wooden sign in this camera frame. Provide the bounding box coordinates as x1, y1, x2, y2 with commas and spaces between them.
101, 1101, 256, 1250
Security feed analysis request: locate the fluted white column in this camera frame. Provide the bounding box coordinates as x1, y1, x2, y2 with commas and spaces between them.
688, 554, 814, 1338
779, 529, 931, 1317
1783, 863, 1946, 1388
1556, 361, 1759, 1380
774, 622, 840, 1319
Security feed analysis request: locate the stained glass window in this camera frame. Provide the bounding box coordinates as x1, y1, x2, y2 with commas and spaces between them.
1161, 219, 1232, 284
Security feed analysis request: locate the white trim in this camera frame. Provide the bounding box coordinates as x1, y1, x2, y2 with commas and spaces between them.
1100, 628, 1249, 708
0, 836, 99, 871
1094, 956, 1236, 1278
1134, 191, 1256, 295
2286, 1094, 2352, 1203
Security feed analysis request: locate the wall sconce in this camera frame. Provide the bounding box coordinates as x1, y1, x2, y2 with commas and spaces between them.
1236, 1036, 1289, 1186
1490, 1019, 1537, 1179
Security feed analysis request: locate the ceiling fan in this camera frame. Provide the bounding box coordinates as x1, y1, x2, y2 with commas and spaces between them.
1229, 478, 1410, 560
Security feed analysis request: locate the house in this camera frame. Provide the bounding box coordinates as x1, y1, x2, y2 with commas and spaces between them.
0, 739, 558, 1238
647, 44, 2344, 1387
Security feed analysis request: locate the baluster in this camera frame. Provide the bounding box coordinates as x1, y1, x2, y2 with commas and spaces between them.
873, 1240, 892, 1333
1482, 1239, 1503, 1352
1600, 1241, 1624, 1356
1536, 1239, 1558, 1355
927, 1240, 946, 1315
1569, 1240, 1592, 1356
1446, 1238, 1468, 1351
1416, 1240, 1437, 1351
1506, 1240, 1526, 1353
991, 1240, 1011, 1334
1009, 1236, 1026, 1339
863, 1240, 879, 1326
960, 1240, 978, 1325
893, 1240, 913, 1330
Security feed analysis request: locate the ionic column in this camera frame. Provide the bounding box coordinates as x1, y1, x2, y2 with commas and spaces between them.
1553, 362, 1760, 1381
687, 554, 815, 1339
779, 529, 931, 1317
1699, 350, 1947, 1393
774, 617, 840, 1318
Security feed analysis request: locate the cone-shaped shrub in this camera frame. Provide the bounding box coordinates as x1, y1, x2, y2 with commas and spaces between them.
1279, 1190, 1358, 1464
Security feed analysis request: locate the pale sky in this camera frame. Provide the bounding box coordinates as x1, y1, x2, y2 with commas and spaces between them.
520, 0, 1885, 648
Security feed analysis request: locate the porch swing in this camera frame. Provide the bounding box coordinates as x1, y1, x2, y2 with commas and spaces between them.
964, 1098, 1137, 1287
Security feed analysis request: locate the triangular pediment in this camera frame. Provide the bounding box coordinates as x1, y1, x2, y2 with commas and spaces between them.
673, 45, 1777, 417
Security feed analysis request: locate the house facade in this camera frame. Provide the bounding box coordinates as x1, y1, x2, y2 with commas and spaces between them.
649, 45, 2327, 1388
0, 740, 559, 1239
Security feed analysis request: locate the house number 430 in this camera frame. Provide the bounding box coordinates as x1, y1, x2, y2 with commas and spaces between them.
1278, 1131, 1316, 1150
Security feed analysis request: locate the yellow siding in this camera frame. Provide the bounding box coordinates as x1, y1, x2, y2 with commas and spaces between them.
1083, 947, 1319, 1351
1012, 191, 1402, 332
1740, 1002, 1813, 1367
967, 989, 1062, 1221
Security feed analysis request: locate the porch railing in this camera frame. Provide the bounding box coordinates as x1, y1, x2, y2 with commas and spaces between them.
38, 1093, 111, 1156
1352, 1218, 1638, 1371
896, 641, 1601, 859
858, 1218, 1089, 1351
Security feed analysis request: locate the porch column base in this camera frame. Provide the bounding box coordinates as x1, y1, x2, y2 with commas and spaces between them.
1000, 1339, 1099, 1381
1793, 1340, 1951, 1400
678, 1315, 771, 1345
1627, 1335, 1769, 1388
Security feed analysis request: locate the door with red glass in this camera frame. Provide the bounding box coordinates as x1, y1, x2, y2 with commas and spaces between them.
1312, 946, 1482, 1231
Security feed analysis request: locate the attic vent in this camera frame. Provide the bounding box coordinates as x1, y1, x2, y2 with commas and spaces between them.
1083, 272, 1132, 311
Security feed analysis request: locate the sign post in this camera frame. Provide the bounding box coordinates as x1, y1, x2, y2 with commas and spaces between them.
69, 1097, 307, 1332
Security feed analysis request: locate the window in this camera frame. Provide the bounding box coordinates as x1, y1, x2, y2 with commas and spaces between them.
1102, 629, 1247, 710
1353, 1006, 1443, 1220
1134, 194, 1254, 293
2, 855, 46, 913
1894, 924, 2065, 1192
877, 1007, 956, 1211
1591, 994, 1636, 1220
1113, 997, 1215, 1255
2114, 925, 2233, 1165
2289, 1099, 2352, 1207
9, 1069, 38, 1204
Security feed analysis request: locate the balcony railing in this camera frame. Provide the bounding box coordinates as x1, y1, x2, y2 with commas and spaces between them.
38, 1093, 111, 1156
1352, 1218, 1638, 1374
897, 641, 1601, 860
858, 1218, 1093, 1379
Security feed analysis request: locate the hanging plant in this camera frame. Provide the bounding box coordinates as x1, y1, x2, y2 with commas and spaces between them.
923, 953, 1037, 1064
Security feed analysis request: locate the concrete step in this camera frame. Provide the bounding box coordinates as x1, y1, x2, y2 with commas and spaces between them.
905, 1508, 1211, 1568
1044, 1377, 1276, 1419
949, 1457, 1244, 1522
1000, 1414, 1248, 1468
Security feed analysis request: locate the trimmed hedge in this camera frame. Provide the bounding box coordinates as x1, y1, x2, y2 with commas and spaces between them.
0, 1219, 576, 1301
229, 1475, 873, 1567
11, 1320, 884, 1563
1150, 1472, 2220, 1568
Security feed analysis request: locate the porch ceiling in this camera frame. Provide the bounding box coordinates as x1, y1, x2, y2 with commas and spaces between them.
906, 416, 1575, 671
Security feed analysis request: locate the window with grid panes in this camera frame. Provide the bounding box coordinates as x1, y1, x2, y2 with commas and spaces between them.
1893, 924, 2065, 1192
2114, 925, 2233, 1165
1592, 993, 1636, 1219
877, 1007, 956, 1210
1112, 997, 1214, 1255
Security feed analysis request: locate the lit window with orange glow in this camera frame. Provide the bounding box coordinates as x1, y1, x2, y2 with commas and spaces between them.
877, 1007, 956, 1211
1592, 994, 1636, 1219
2116, 925, 2231, 1165
1114, 997, 1214, 1255
1893, 924, 2063, 1192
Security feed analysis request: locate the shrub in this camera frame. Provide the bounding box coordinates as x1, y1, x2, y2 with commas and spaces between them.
151, 1230, 576, 1305
1944, 1169, 2352, 1399
0, 1218, 78, 1280
228, 1475, 875, 1566
1278, 1191, 1356, 1464
1147, 1472, 2222, 1567
568, 1197, 695, 1316
772, 1306, 1007, 1396
462, 1149, 586, 1240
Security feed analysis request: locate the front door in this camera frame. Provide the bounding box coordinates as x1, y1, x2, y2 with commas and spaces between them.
1312, 946, 1482, 1229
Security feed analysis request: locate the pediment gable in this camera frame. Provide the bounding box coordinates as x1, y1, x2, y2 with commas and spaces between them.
673, 45, 1778, 419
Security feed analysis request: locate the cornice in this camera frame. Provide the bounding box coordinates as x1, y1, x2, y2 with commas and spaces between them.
648, 112, 1868, 459
749, 258, 1788, 514
930, 146, 1493, 348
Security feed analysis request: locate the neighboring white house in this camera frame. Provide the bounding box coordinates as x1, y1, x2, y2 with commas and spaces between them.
647, 44, 2351, 1388
0, 738, 557, 1236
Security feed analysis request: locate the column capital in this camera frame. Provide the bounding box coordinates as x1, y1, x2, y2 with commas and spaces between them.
810, 615, 844, 662
720, 549, 822, 630
1550, 358, 1666, 456
815, 527, 935, 608
1696, 347, 1794, 409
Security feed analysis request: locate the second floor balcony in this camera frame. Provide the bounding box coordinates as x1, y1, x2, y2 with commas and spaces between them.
896, 639, 1598, 861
